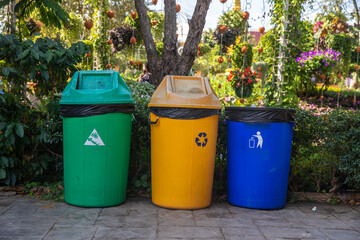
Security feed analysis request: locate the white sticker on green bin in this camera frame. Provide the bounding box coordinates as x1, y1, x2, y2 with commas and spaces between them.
84, 129, 105, 146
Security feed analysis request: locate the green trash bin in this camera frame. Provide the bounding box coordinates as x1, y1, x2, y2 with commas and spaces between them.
60, 70, 134, 207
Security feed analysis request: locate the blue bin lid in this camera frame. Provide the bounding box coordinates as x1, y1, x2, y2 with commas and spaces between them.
225, 107, 296, 123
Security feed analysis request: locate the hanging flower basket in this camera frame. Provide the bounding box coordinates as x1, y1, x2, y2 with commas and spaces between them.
228, 67, 261, 98
235, 86, 253, 98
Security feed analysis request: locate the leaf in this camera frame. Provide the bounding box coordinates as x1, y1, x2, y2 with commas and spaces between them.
15, 124, 24, 138
45, 51, 53, 63
31, 50, 40, 60
5, 123, 15, 137
134, 180, 141, 187
0, 122, 6, 130
0, 168, 6, 179
41, 70, 50, 81
16, 49, 30, 61
2, 67, 10, 76
141, 174, 148, 181
0, 156, 8, 168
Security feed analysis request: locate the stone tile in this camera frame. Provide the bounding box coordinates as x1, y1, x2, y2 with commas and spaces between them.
158, 226, 223, 239
93, 226, 156, 239
0, 216, 57, 228
259, 226, 328, 239
295, 217, 353, 230
99, 206, 129, 217
0, 237, 43, 240
55, 210, 100, 227
121, 210, 158, 228
44, 226, 98, 240
95, 215, 126, 228
254, 219, 292, 227
1, 227, 49, 238
159, 209, 194, 226
320, 228, 360, 240
221, 227, 264, 240
121, 197, 159, 211
194, 212, 255, 228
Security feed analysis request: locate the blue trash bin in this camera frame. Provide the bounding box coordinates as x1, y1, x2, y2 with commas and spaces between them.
225, 107, 296, 209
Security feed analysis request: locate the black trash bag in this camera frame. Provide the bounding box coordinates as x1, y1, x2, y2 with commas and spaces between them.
225, 107, 296, 123
61, 104, 135, 118
150, 107, 220, 120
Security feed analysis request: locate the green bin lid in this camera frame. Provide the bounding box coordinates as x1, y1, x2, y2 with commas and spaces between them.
60, 70, 133, 105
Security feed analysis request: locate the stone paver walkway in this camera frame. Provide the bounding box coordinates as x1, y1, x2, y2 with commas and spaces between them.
0, 196, 359, 240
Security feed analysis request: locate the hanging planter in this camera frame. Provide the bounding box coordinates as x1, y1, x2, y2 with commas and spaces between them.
235, 86, 254, 98
242, 11, 249, 21
220, 0, 227, 3
218, 56, 224, 63
357, 46, 360, 52
106, 64, 112, 69
258, 48, 263, 54
136, 61, 141, 66
84, 21, 93, 30
107, 39, 113, 45
151, 20, 158, 26
259, 27, 265, 33
106, 10, 115, 19
130, 36, 137, 45
176, 4, 181, 13
355, 65, 359, 70
152, 0, 158, 5
241, 46, 248, 54
129, 60, 135, 66
218, 25, 227, 34
131, 11, 137, 20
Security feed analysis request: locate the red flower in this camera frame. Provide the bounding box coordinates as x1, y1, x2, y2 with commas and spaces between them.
253, 71, 257, 75
248, 79, 252, 83
237, 82, 241, 87
259, 73, 262, 76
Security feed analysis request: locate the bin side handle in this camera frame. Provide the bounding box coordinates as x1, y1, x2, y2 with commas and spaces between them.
148, 114, 159, 125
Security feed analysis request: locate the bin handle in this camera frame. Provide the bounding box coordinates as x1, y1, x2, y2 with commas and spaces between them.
148, 114, 159, 125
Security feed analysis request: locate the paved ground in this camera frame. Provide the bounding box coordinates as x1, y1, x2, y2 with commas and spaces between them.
0, 196, 359, 240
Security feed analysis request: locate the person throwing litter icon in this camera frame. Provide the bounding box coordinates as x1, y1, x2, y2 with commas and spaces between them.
253, 131, 263, 148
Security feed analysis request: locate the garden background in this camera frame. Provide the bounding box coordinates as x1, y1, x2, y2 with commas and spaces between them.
0, 0, 359, 202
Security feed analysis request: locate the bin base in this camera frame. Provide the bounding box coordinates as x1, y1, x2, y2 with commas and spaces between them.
228, 197, 286, 210
152, 200, 210, 210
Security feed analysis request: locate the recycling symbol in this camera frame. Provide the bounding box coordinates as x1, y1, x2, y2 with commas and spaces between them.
195, 132, 208, 147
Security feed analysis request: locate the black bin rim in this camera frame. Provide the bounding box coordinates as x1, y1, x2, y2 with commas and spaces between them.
225, 106, 296, 123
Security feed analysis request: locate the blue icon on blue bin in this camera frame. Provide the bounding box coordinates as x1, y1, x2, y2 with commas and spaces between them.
195, 132, 208, 147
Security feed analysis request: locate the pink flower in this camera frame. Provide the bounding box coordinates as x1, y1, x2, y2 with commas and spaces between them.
313, 21, 324, 33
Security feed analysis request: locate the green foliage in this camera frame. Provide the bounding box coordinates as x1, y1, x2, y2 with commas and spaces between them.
290, 107, 360, 192
229, 41, 253, 69
0, 94, 63, 186
213, 27, 240, 53
0, 34, 88, 97
217, 9, 246, 32
91, 0, 111, 69
326, 33, 352, 76
126, 80, 155, 195
0, 0, 70, 30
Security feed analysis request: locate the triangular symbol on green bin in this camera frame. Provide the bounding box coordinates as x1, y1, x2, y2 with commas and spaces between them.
84, 129, 105, 146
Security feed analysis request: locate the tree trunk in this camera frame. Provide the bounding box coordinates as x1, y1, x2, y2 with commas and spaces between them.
9, 0, 16, 34
134, 0, 211, 85
353, 0, 359, 25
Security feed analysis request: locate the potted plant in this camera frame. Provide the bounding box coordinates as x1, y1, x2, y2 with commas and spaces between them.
227, 66, 261, 98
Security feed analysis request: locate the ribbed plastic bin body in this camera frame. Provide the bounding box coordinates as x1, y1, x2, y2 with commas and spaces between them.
150, 113, 218, 209
60, 70, 134, 207
149, 76, 221, 209
226, 107, 296, 210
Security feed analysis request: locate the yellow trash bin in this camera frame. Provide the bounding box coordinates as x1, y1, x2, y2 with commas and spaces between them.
148, 75, 221, 209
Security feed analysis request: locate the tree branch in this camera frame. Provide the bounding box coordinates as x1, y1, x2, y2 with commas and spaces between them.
134, 0, 158, 72
178, 0, 211, 75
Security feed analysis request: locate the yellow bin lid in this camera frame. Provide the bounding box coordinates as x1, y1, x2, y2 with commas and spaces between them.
148, 75, 221, 109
